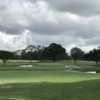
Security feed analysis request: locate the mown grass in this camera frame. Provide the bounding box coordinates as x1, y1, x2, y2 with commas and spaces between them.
0, 60, 99, 99
0, 71, 99, 84
0, 60, 99, 71
0, 80, 100, 100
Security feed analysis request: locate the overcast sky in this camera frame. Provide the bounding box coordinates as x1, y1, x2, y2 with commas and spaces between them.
0, 0, 100, 52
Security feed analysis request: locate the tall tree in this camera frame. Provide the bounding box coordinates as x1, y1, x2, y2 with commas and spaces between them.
85, 49, 100, 64
43, 43, 67, 61
0, 51, 14, 64
70, 47, 84, 63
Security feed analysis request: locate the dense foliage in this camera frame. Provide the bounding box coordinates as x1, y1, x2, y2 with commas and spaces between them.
70, 47, 84, 62
0, 43, 100, 64
21, 43, 68, 61
0, 50, 14, 63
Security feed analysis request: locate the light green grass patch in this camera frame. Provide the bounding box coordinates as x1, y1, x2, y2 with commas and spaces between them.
0, 71, 99, 84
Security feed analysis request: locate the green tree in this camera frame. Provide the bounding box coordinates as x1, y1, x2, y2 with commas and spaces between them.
85, 49, 100, 64
70, 47, 84, 63
43, 43, 66, 61
0, 51, 14, 64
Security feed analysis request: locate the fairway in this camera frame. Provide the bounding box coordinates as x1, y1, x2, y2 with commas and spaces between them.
0, 61, 100, 100
0, 70, 99, 84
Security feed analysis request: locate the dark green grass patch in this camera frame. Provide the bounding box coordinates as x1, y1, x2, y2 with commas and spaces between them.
0, 80, 100, 100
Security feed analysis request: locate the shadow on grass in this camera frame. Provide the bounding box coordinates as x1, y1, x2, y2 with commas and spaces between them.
0, 79, 100, 100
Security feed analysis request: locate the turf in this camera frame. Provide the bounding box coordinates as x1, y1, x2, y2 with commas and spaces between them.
0, 80, 100, 100
0, 60, 99, 71
0, 71, 99, 84
0, 60, 99, 100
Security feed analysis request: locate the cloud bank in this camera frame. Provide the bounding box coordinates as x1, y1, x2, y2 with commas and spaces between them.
0, 0, 100, 52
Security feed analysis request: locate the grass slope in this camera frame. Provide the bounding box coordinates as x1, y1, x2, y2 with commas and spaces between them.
0, 80, 100, 100
0, 71, 99, 84
0, 60, 99, 99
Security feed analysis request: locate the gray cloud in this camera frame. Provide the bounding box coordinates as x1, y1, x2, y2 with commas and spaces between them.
42, 0, 100, 16
0, 0, 100, 51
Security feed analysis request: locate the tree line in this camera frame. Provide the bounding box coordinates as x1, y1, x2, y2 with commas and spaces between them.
0, 43, 100, 64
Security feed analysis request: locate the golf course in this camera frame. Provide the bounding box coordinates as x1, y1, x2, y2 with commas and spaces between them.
0, 0, 100, 99
0, 60, 100, 100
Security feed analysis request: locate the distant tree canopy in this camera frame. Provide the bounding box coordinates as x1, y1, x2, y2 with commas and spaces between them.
70, 47, 84, 62
21, 45, 41, 60
19, 44, 100, 63
84, 48, 100, 64
21, 43, 68, 61
0, 51, 14, 64
1, 43, 100, 64
43, 43, 67, 61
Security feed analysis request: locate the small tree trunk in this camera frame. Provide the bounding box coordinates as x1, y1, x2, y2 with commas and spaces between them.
52, 55, 56, 62
96, 60, 98, 65
73, 59, 77, 64
2, 59, 7, 64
